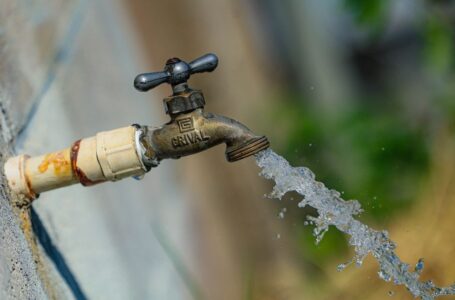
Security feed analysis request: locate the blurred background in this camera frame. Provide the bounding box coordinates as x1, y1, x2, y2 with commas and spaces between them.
2, 0, 455, 299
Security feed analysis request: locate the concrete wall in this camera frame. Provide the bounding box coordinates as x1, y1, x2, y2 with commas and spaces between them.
0, 1, 193, 299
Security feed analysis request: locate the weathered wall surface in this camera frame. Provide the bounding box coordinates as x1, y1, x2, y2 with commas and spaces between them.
0, 1, 64, 298
0, 1, 192, 299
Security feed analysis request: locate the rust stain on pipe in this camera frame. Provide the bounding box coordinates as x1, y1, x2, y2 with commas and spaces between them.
24, 174, 37, 200
37, 152, 71, 176
70, 140, 104, 186
21, 155, 37, 200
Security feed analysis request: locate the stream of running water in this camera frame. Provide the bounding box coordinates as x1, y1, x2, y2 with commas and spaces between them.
255, 149, 455, 299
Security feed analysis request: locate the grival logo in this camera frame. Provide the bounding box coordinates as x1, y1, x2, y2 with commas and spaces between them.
172, 118, 210, 148
177, 118, 194, 133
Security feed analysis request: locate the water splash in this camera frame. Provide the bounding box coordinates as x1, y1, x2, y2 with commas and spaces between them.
255, 149, 455, 299
278, 207, 287, 219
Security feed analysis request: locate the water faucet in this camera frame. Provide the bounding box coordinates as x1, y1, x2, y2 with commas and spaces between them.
4, 53, 269, 201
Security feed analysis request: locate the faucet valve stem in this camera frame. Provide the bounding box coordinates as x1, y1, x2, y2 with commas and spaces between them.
134, 53, 219, 116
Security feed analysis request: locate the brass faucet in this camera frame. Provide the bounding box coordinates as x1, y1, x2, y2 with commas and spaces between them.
4, 53, 269, 201
135, 53, 269, 169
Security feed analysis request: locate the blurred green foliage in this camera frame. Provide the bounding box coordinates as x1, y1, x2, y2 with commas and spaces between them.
344, 0, 387, 31
422, 4, 455, 130
274, 99, 429, 220
424, 11, 453, 72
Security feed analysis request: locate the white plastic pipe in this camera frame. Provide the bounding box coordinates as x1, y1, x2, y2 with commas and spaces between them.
4, 126, 147, 200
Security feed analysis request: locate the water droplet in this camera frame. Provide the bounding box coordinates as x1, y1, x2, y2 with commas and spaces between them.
337, 264, 346, 272
133, 174, 145, 180
415, 258, 424, 274
388, 290, 395, 296
378, 270, 391, 282
278, 207, 287, 219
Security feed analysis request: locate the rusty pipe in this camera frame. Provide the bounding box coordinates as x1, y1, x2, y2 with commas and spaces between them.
4, 126, 149, 200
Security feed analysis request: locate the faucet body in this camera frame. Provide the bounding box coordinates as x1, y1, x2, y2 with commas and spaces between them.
4, 53, 269, 201
144, 108, 268, 163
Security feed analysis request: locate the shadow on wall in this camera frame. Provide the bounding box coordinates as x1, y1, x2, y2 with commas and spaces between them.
31, 208, 87, 300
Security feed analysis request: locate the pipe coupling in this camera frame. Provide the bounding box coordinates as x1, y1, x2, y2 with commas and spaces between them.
4, 126, 149, 200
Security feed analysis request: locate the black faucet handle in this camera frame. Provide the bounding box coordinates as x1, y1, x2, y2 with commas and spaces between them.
134, 71, 169, 92
188, 53, 218, 74
134, 53, 218, 92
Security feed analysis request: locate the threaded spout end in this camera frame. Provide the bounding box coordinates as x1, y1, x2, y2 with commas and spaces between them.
225, 136, 270, 162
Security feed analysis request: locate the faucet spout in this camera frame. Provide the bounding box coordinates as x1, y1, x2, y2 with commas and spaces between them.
141, 108, 269, 165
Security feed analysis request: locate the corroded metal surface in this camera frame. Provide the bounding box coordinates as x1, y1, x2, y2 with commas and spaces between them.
143, 108, 269, 164
225, 136, 270, 162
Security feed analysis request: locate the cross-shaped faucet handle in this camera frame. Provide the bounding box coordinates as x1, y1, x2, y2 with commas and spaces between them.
134, 53, 218, 93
